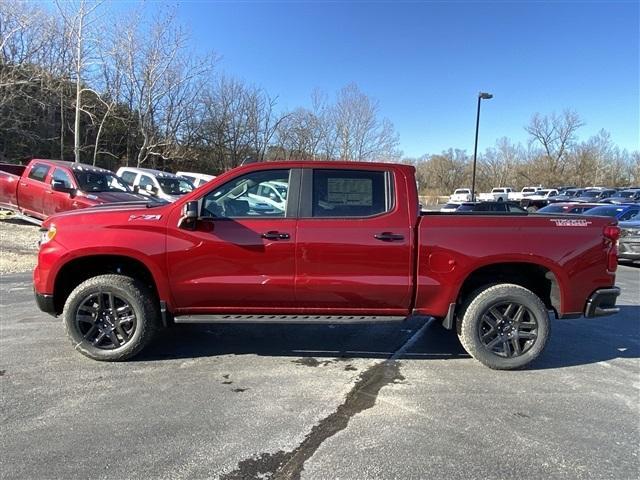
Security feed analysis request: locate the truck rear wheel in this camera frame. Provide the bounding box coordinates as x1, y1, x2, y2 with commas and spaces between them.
457, 284, 550, 370
62, 274, 159, 361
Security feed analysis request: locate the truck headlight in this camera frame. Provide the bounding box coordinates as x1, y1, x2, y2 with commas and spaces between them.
39, 225, 56, 246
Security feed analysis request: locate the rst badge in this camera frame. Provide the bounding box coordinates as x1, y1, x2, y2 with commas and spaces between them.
549, 218, 592, 227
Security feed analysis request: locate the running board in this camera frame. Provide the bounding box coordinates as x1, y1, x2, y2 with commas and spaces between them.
173, 314, 408, 324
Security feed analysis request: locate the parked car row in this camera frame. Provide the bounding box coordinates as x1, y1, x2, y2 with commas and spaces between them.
448, 186, 640, 213
0, 158, 217, 223
440, 201, 526, 213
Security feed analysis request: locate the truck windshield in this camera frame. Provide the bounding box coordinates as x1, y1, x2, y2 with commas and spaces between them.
75, 171, 132, 193
157, 177, 194, 195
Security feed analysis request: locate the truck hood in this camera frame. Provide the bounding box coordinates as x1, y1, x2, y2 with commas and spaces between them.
82, 191, 146, 204
43, 200, 171, 227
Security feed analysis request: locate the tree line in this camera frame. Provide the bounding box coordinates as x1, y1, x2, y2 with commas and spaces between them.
1, 1, 637, 194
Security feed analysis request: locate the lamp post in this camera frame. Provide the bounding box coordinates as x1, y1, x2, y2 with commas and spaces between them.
471, 91, 493, 201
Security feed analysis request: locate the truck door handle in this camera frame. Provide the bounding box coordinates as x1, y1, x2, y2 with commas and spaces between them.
261, 231, 290, 240
20, 182, 27, 187
374, 232, 404, 241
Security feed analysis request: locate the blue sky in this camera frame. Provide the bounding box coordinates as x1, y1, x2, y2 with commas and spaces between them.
175, 1, 639, 158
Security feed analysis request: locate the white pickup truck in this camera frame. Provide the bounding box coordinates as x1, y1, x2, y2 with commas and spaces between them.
478, 187, 513, 202
449, 188, 473, 203
508, 186, 542, 201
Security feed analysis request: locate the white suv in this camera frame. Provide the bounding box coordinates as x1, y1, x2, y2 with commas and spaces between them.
116, 167, 194, 202
176, 171, 216, 188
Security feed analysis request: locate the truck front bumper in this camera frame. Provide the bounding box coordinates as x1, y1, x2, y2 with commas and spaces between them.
584, 287, 620, 318
34, 289, 57, 317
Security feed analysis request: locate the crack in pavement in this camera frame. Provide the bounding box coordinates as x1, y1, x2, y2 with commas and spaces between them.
220, 318, 433, 480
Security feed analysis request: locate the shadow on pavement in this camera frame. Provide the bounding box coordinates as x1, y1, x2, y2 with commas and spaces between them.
140, 316, 469, 362
531, 305, 640, 369
139, 306, 640, 369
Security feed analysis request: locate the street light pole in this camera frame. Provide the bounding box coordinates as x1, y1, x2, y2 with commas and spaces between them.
471, 92, 493, 201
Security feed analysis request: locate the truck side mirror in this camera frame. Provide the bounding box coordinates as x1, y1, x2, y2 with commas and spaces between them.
178, 201, 199, 230
51, 179, 75, 195
145, 184, 158, 195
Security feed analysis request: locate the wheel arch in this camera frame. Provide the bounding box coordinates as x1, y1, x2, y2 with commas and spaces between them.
52, 254, 165, 316
455, 261, 563, 319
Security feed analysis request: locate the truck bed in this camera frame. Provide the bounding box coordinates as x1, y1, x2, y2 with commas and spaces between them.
0, 164, 25, 211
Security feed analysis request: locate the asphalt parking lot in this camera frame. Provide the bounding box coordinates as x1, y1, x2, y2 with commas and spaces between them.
1, 266, 639, 480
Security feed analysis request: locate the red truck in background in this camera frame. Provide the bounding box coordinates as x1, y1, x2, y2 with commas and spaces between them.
0, 159, 144, 223
33, 161, 621, 369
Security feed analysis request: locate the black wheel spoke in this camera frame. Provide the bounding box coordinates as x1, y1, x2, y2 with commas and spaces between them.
93, 331, 106, 346
107, 331, 121, 347
488, 307, 504, 322
503, 303, 516, 319
77, 314, 95, 325
115, 323, 130, 342
83, 324, 98, 340
97, 292, 104, 310
512, 305, 525, 323
510, 338, 522, 355
503, 339, 512, 357
482, 315, 498, 330
518, 331, 536, 340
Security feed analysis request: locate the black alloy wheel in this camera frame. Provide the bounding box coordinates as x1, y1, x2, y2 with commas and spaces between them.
457, 283, 550, 370
477, 302, 538, 358
63, 274, 159, 361
75, 291, 137, 349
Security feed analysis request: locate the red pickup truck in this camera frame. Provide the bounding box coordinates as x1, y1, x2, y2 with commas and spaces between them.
33, 161, 621, 369
0, 159, 143, 223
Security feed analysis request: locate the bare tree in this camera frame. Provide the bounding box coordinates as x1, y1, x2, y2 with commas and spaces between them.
115, 8, 215, 167
332, 83, 399, 161
525, 109, 584, 183
480, 137, 522, 188
55, 0, 104, 163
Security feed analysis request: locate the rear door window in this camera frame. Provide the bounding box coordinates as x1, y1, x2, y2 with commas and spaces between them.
120, 171, 136, 186
311, 169, 390, 218
27, 164, 51, 182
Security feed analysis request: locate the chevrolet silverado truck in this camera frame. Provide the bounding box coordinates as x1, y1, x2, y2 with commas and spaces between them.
0, 159, 143, 223
33, 161, 621, 369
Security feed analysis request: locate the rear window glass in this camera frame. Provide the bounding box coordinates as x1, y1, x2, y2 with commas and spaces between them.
28, 164, 50, 182
312, 170, 390, 218
120, 171, 136, 186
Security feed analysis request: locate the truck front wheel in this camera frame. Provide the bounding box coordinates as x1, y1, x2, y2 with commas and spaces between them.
62, 274, 159, 361
458, 284, 550, 370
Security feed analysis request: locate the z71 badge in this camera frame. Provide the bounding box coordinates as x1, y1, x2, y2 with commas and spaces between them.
549, 218, 592, 227
128, 214, 162, 221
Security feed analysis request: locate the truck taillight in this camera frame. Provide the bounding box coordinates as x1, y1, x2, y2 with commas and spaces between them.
603, 225, 620, 241
604, 225, 619, 273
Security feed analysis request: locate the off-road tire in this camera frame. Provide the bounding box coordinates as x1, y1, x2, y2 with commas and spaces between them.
457, 283, 550, 370
63, 274, 159, 361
